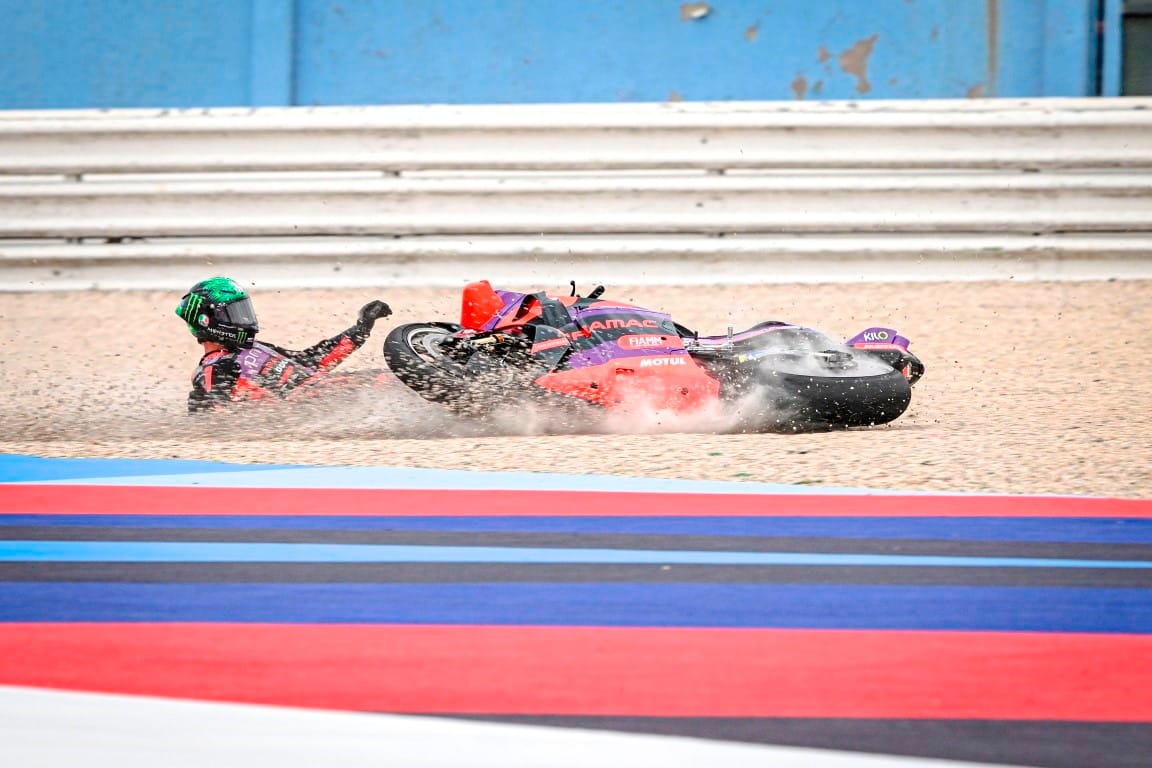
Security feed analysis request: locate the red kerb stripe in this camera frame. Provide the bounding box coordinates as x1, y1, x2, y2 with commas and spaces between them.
0, 624, 1148, 720
0, 484, 1149, 518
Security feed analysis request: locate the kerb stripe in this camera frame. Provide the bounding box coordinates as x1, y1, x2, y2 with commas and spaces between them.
2, 485, 1149, 518
1, 624, 1148, 720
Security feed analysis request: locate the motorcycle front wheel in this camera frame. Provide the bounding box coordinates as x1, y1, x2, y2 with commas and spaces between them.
382, 322, 483, 412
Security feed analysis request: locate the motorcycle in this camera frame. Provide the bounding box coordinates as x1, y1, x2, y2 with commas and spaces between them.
382, 280, 925, 432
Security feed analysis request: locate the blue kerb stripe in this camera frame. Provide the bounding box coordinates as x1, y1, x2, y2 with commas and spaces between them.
0, 455, 298, 483
1, 583, 1148, 632
1, 541, 1150, 568
2, 516, 1149, 544
0, 453, 881, 493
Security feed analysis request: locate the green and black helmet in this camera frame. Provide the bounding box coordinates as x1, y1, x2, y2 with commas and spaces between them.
175, 277, 259, 348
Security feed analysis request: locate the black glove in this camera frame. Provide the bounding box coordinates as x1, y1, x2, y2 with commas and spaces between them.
356, 300, 392, 334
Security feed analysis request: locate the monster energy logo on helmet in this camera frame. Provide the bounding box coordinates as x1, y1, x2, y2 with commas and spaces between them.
176, 276, 259, 347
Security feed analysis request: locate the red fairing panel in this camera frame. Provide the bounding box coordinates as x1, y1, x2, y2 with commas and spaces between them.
535, 356, 721, 411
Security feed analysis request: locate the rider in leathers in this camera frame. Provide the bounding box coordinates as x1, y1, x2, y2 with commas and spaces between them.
175, 277, 392, 413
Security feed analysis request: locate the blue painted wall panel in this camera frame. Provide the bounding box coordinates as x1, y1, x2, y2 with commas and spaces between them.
249, 0, 297, 106
0, 0, 1115, 108
0, 0, 254, 108
294, 0, 992, 104
996, 0, 1101, 97
1101, 0, 1124, 96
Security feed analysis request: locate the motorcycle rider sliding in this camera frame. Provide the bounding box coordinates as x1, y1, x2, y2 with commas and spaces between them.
174, 276, 392, 413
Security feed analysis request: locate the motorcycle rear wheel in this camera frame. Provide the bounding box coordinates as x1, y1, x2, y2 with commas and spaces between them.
748, 368, 913, 431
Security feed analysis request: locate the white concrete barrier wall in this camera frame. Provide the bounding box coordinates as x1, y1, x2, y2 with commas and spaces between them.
1, 99, 1150, 289
3, 99, 1152, 173
4, 174, 1152, 239
5, 235, 1150, 291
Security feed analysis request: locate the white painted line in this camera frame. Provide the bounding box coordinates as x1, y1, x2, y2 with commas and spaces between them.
0, 686, 1011, 768
32, 464, 888, 494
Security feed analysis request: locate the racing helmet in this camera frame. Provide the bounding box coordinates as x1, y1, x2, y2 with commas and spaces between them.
175, 276, 259, 348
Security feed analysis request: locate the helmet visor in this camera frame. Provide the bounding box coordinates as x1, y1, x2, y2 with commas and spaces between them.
214, 297, 257, 327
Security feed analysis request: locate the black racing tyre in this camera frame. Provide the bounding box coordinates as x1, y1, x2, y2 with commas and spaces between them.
382, 322, 480, 411
753, 368, 913, 431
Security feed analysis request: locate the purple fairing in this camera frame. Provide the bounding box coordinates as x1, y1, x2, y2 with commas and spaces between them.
564, 304, 686, 369
480, 290, 533, 332
566, 346, 691, 369
569, 304, 674, 329
846, 327, 911, 350
476, 293, 689, 369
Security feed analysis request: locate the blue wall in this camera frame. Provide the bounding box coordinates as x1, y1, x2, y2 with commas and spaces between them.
0, 0, 1120, 109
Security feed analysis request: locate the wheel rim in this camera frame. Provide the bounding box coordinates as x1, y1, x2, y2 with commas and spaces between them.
404, 326, 467, 374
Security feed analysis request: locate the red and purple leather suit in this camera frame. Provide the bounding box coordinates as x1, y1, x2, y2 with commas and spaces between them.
187, 327, 368, 413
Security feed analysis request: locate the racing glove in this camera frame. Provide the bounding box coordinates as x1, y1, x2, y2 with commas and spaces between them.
354, 300, 392, 337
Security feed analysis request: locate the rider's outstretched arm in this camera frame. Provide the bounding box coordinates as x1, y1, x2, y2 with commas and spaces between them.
271, 300, 392, 373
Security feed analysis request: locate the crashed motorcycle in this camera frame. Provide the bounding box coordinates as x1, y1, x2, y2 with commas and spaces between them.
383, 281, 925, 432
